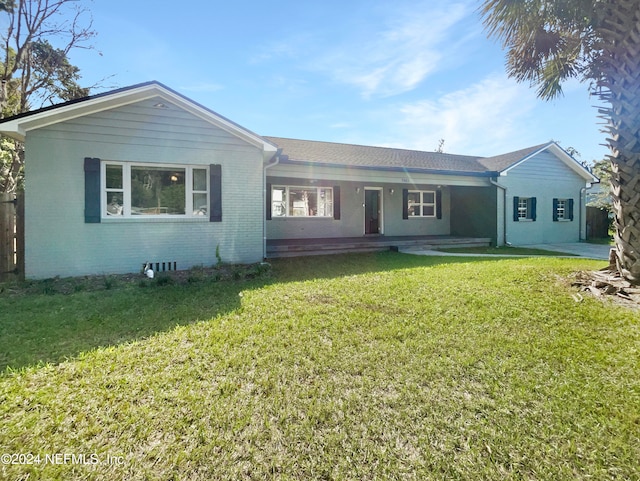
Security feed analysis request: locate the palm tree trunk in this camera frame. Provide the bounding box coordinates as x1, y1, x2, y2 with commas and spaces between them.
597, 0, 640, 283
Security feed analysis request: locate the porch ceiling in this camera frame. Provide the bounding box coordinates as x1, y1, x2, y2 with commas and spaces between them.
267, 163, 495, 187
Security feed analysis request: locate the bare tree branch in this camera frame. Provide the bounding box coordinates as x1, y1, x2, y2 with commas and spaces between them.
0, 0, 97, 192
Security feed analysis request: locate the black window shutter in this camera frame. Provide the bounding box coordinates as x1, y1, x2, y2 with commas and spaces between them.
513, 196, 520, 222
402, 189, 409, 219
266, 183, 272, 220
568, 198, 574, 221
531, 197, 537, 221
84, 157, 101, 223
209, 164, 222, 222
553, 198, 559, 222
333, 186, 341, 220
436, 189, 442, 219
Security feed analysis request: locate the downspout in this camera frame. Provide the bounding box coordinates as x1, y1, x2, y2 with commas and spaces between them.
490, 178, 507, 246
263, 149, 282, 260
579, 186, 587, 242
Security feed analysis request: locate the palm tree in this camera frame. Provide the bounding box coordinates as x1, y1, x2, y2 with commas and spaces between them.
480, 0, 640, 283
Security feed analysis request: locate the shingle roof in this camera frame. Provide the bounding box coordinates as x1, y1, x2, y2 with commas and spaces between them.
264, 136, 492, 175
478, 143, 550, 172
264, 137, 581, 178
0, 80, 572, 177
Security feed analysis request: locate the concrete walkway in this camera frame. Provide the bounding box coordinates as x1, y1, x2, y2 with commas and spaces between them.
520, 243, 612, 260
401, 242, 612, 261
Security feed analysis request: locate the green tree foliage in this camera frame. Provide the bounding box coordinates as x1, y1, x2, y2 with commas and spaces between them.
480, 0, 640, 282
0, 0, 96, 192
587, 157, 612, 210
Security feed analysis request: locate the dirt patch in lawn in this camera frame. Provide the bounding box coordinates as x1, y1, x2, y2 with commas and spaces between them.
570, 268, 640, 310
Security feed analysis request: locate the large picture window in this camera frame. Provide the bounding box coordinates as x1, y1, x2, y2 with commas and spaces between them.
271, 186, 333, 217
102, 162, 208, 218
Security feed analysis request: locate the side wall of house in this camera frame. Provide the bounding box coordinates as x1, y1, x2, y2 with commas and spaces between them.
500, 151, 587, 245
24, 98, 264, 279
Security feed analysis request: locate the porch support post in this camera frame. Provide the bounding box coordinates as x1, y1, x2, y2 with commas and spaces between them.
490, 179, 507, 246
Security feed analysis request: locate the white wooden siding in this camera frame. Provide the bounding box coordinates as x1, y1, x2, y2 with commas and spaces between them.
35, 98, 257, 155
507, 151, 579, 181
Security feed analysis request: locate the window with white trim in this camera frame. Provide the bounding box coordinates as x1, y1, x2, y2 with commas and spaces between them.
102, 162, 209, 217
407, 190, 436, 217
556, 199, 566, 219
271, 186, 333, 217
553, 198, 573, 221
513, 196, 536, 221
518, 197, 531, 219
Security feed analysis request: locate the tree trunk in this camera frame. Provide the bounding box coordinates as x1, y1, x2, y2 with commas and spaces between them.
598, 0, 640, 283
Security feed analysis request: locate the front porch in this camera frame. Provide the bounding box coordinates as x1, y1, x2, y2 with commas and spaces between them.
266, 235, 492, 258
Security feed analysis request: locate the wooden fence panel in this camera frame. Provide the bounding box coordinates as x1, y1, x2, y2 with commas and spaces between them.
16, 191, 24, 279
586, 206, 610, 240
0, 192, 24, 282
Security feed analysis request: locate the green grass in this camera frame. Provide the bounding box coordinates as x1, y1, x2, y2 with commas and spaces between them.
438, 246, 577, 256
586, 237, 614, 245
0, 252, 638, 480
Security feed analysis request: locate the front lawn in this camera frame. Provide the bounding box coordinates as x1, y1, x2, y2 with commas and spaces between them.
1, 253, 638, 480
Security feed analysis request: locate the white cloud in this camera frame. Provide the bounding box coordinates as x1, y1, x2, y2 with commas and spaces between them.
388, 74, 539, 155
315, 2, 473, 98
254, 1, 477, 99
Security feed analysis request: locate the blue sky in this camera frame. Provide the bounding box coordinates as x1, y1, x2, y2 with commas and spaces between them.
69, 0, 609, 162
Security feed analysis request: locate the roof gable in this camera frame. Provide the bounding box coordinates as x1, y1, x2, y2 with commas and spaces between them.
481, 141, 598, 182
0, 81, 277, 159
478, 143, 549, 172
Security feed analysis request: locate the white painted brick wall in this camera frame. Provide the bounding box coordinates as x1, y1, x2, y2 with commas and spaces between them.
24, 102, 265, 279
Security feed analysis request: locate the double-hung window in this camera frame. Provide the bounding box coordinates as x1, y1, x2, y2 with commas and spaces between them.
517, 198, 530, 219
407, 190, 436, 217
513, 196, 537, 221
553, 198, 574, 221
271, 186, 334, 218
102, 162, 209, 218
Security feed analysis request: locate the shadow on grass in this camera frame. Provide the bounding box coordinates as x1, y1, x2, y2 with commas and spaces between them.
0, 277, 269, 373
0, 251, 566, 373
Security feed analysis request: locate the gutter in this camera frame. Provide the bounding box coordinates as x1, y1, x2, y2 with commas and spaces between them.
263, 149, 282, 260
580, 178, 600, 241
579, 186, 587, 241
490, 178, 507, 246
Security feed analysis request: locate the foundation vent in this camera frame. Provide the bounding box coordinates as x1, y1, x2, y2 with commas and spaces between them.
142, 261, 177, 273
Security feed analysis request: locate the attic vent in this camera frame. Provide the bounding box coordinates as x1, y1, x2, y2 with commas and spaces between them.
153, 102, 169, 109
